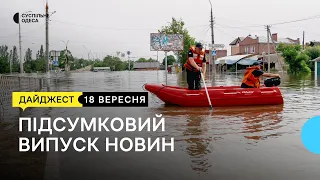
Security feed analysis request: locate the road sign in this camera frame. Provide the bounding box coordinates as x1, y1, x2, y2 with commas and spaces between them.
212, 50, 216, 56
52, 57, 59, 66
212, 44, 225, 48
150, 33, 184, 51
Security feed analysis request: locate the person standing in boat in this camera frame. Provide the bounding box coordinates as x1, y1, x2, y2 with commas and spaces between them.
241, 61, 281, 88
184, 43, 207, 90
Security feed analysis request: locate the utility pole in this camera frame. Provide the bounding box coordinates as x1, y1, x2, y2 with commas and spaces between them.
83, 45, 91, 61
127, 51, 131, 71
268, 28, 284, 72
45, 1, 49, 73
266, 25, 271, 73
19, 20, 23, 73
303, 31, 305, 50
209, 0, 215, 76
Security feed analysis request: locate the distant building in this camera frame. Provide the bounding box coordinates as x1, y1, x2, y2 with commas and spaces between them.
229, 33, 300, 55
306, 41, 320, 47
229, 37, 246, 55
133, 62, 160, 71
93, 67, 111, 72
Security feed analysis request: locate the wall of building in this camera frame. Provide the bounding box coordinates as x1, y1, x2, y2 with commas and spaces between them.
216, 50, 227, 58
239, 37, 258, 54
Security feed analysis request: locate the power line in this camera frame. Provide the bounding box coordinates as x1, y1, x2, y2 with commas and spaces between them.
50, 20, 209, 31
269, 14, 320, 26
215, 23, 265, 32
215, 27, 236, 39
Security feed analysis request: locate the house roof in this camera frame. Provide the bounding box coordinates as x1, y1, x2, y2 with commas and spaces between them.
310, 57, 320, 62
229, 37, 246, 45
215, 54, 255, 65
242, 34, 298, 44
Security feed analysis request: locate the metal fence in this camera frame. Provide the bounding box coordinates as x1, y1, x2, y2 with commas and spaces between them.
0, 75, 45, 121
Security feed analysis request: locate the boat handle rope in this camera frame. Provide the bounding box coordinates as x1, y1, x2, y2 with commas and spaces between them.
142, 83, 166, 96
142, 83, 147, 91
154, 86, 166, 96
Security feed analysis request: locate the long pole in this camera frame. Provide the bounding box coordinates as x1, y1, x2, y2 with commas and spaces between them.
19, 22, 22, 73
303, 31, 305, 50
209, 0, 214, 46
200, 70, 212, 109
83, 45, 91, 61
268, 29, 284, 72
209, 0, 215, 76
46, 2, 49, 73
267, 25, 270, 73
128, 55, 130, 71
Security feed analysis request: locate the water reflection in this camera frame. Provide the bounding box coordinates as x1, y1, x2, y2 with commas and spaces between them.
183, 114, 212, 175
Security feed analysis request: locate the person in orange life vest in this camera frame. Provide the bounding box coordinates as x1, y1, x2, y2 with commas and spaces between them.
241, 61, 281, 88
184, 43, 207, 90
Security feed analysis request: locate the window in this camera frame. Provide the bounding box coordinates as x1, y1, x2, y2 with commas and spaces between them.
244, 47, 248, 53
251, 46, 255, 53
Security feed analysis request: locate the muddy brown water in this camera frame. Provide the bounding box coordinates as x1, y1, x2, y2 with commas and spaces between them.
1, 70, 320, 180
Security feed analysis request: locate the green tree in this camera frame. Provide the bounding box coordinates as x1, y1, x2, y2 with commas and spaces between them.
11, 46, 20, 72
136, 58, 156, 62
158, 17, 196, 66
305, 46, 320, 71
162, 55, 176, 65
59, 49, 74, 71
24, 48, 33, 73
0, 45, 10, 73
277, 43, 310, 74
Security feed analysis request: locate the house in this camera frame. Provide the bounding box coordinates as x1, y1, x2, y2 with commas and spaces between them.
205, 49, 227, 61
229, 37, 246, 55
133, 62, 160, 71
232, 33, 300, 55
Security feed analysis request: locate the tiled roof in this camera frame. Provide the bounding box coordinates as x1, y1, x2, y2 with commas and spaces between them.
229, 37, 246, 45
256, 36, 296, 44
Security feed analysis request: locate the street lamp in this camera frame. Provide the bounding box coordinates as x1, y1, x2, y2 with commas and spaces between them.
83, 45, 91, 61
13, 10, 32, 73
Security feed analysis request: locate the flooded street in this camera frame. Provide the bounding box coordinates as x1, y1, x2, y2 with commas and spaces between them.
2, 70, 320, 180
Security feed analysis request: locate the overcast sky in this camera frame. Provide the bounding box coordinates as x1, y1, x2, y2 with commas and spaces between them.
0, 0, 319, 61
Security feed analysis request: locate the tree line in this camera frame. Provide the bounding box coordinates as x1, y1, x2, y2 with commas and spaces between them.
92, 56, 160, 71
277, 43, 320, 74
0, 44, 94, 74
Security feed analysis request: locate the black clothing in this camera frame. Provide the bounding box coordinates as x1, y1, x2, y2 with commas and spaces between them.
252, 69, 264, 77
186, 50, 206, 90
241, 83, 254, 88
187, 69, 201, 90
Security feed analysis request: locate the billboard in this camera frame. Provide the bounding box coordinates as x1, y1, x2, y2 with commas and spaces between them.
150, 33, 184, 51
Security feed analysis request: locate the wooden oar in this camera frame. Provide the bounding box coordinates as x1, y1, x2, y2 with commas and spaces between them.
200, 70, 213, 109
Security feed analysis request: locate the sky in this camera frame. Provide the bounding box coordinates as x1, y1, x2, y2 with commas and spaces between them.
0, 0, 320, 62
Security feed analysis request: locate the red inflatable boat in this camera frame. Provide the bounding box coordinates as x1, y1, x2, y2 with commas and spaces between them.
143, 83, 284, 107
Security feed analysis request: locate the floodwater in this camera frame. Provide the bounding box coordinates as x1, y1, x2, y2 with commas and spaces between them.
2, 70, 320, 180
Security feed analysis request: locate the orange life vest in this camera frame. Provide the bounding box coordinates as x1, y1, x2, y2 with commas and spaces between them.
184, 46, 205, 72
241, 66, 261, 88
